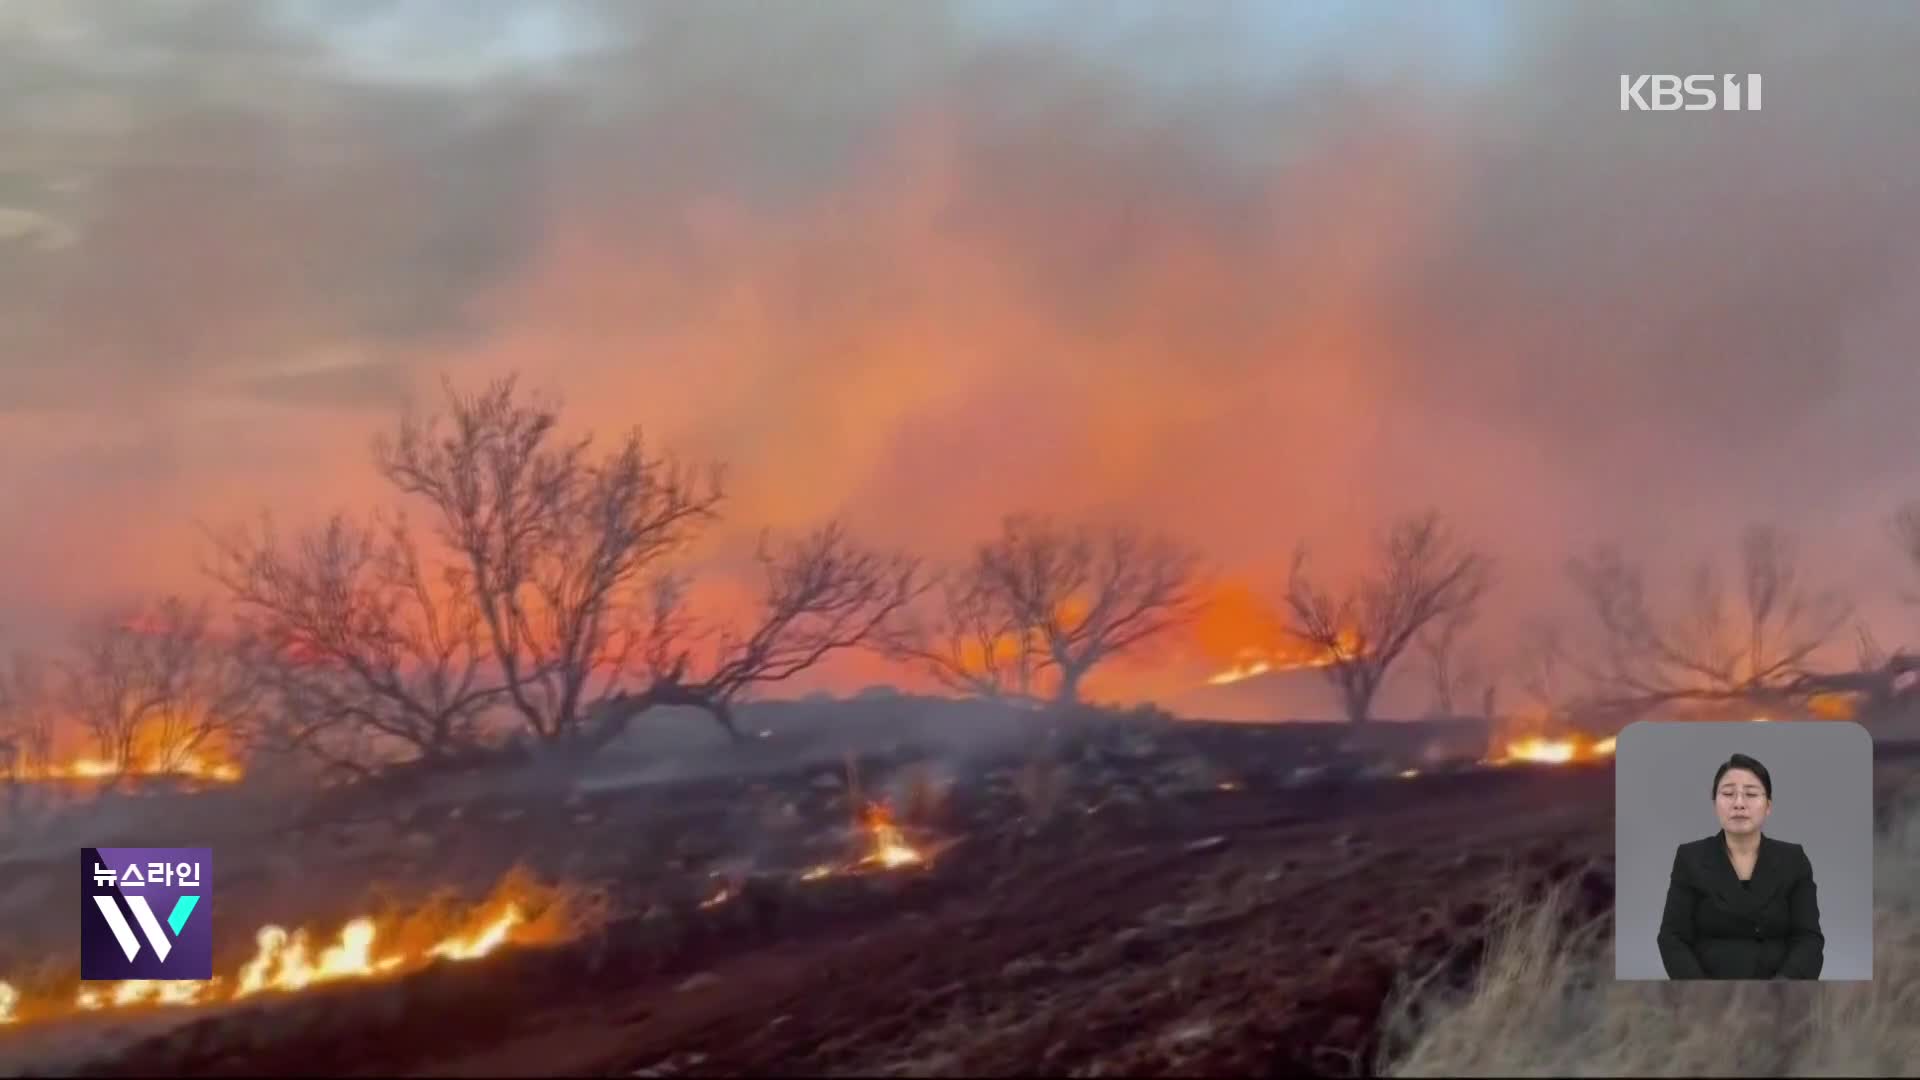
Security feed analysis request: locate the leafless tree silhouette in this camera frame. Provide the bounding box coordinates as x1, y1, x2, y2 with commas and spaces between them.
1284, 511, 1493, 725
0, 649, 58, 823
1559, 524, 1853, 714
214, 375, 915, 764
890, 516, 1204, 706
56, 596, 256, 783
1416, 603, 1485, 718
207, 512, 503, 775
1895, 501, 1920, 607
591, 523, 925, 745
373, 375, 725, 750
879, 564, 1045, 703
1512, 620, 1573, 720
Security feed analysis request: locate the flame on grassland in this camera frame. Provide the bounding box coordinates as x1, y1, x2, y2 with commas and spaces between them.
1191, 583, 1362, 688
0, 867, 603, 1028
856, 801, 925, 869
16, 753, 241, 784
789, 802, 933, 885
1204, 632, 1360, 687
1486, 733, 1618, 766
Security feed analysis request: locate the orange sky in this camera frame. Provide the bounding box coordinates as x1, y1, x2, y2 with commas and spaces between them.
3, 2, 1919, 716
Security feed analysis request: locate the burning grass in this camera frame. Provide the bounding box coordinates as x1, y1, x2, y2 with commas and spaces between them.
13, 753, 242, 785
1485, 733, 1617, 767
0, 866, 606, 1029
1377, 801, 1920, 1076
855, 802, 926, 870
794, 800, 943, 883
1205, 634, 1354, 686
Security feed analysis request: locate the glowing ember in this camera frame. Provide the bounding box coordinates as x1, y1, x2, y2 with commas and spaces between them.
698, 888, 733, 910
800, 865, 835, 881
0, 981, 16, 1024
1216, 781, 1242, 791
1751, 715, 1771, 723
1398, 768, 1421, 779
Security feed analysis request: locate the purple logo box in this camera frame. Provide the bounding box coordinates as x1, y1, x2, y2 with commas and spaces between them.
81, 847, 212, 981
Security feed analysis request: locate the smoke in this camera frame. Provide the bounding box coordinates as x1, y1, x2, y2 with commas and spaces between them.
2, 1, 1917, 705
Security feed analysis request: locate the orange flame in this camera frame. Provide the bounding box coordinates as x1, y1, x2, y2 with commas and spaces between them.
1205, 637, 1354, 687
16, 753, 241, 784
0, 872, 578, 1028
856, 802, 925, 870
1487, 733, 1617, 766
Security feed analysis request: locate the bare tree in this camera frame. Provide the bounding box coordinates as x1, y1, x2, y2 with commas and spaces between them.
1895, 501, 1920, 607
939, 516, 1207, 706
56, 596, 255, 783
207, 511, 504, 774
591, 523, 925, 744
1416, 603, 1485, 718
0, 649, 59, 825
363, 375, 916, 754
1512, 620, 1571, 719
878, 563, 1046, 703
208, 375, 925, 764
374, 376, 725, 750
1561, 524, 1852, 714
1284, 511, 1493, 725
0, 650, 56, 776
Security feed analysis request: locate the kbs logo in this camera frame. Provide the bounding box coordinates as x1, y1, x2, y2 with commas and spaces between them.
81, 847, 212, 980
1620, 74, 1762, 111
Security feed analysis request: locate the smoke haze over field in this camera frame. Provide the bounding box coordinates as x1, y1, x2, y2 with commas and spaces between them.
3, 1, 1919, 712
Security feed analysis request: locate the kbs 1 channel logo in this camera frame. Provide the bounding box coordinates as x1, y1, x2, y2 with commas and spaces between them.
81, 848, 212, 981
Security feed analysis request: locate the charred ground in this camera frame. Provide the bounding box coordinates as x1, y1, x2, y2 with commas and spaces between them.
2, 702, 1912, 1077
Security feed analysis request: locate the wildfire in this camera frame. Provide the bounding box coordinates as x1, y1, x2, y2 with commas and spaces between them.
17, 754, 241, 784
1487, 733, 1618, 767
856, 802, 925, 870
0, 871, 580, 1028
1204, 630, 1358, 687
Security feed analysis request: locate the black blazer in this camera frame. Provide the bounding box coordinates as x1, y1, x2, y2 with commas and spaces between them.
1656, 832, 1823, 980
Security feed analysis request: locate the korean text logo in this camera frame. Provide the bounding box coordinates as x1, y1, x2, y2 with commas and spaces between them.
1620, 74, 1762, 111
81, 847, 212, 980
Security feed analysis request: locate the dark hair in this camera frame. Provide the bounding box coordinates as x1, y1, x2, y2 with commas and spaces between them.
1712, 753, 1773, 800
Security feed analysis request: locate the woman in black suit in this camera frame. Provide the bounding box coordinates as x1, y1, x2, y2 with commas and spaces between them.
1656, 752, 1823, 980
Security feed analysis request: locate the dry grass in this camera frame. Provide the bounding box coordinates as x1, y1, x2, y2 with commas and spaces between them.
1379, 804, 1920, 1077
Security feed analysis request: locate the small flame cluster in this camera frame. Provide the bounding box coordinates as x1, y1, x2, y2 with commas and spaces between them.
0, 873, 570, 1029
791, 801, 930, 884
1205, 632, 1357, 687
855, 802, 925, 870
1487, 734, 1618, 766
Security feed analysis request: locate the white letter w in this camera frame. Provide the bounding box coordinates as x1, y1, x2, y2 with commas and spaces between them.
92, 895, 173, 962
